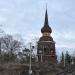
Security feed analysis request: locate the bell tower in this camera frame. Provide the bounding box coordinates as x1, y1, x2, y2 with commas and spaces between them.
37, 8, 57, 63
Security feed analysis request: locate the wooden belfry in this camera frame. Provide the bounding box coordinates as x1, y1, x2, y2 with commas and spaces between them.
37, 8, 57, 63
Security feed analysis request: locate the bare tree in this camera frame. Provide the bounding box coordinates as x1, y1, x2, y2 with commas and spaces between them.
0, 35, 23, 62
2, 35, 22, 54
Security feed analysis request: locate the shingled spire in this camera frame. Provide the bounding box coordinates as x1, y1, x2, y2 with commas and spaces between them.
41, 8, 52, 33
44, 8, 49, 25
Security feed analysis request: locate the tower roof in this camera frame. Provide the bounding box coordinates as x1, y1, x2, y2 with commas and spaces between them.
41, 9, 52, 33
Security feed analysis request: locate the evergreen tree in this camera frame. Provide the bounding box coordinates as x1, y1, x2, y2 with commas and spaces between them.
61, 52, 64, 63
65, 51, 71, 65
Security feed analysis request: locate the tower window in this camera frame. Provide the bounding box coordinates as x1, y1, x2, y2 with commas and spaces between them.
39, 50, 42, 54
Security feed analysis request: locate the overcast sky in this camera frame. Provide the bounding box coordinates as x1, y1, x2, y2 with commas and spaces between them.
0, 0, 75, 48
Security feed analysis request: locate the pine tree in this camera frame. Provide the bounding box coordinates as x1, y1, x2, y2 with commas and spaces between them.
61, 52, 64, 63
65, 51, 71, 65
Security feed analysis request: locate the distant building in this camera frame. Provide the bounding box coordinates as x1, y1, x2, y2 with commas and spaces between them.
37, 8, 57, 63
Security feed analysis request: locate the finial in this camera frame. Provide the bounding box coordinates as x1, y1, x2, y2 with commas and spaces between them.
46, 3, 47, 10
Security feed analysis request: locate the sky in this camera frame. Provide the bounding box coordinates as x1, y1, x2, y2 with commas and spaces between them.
0, 0, 75, 49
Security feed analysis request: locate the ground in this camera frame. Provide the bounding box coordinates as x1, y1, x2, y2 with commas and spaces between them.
0, 62, 75, 75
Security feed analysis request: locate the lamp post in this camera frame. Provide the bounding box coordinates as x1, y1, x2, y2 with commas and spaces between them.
29, 42, 32, 75
71, 54, 74, 65
71, 57, 74, 65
